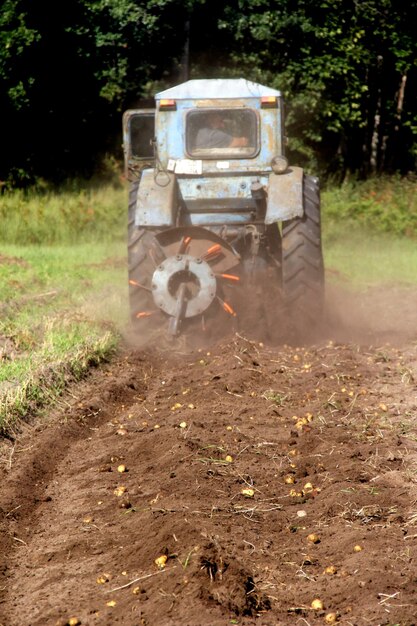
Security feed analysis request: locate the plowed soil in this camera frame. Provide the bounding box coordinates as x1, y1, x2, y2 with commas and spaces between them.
1, 288, 417, 626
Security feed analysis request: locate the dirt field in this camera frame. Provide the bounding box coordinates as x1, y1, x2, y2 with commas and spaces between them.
1, 287, 417, 626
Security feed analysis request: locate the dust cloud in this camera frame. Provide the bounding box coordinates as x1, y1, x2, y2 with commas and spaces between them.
124, 283, 417, 351
323, 284, 417, 346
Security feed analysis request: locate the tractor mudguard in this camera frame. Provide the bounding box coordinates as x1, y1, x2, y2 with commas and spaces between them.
265, 166, 304, 223
136, 168, 178, 227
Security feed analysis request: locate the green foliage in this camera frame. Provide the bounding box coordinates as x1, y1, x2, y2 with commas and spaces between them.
322, 176, 417, 286
0, 181, 127, 245
0, 327, 118, 431
1, 175, 415, 252
322, 176, 417, 238
216, 0, 417, 174
2, 0, 417, 182
0, 0, 39, 109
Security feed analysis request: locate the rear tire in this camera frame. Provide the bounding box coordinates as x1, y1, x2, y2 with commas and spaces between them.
282, 175, 324, 336
128, 182, 165, 329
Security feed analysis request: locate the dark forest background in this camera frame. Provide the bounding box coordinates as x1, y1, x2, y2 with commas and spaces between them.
1, 0, 417, 186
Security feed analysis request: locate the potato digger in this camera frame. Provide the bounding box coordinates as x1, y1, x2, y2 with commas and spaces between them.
123, 79, 324, 339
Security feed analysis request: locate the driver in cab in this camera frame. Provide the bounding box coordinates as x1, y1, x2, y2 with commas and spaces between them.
195, 112, 249, 149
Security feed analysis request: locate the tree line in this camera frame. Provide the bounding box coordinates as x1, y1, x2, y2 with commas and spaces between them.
2, 0, 416, 186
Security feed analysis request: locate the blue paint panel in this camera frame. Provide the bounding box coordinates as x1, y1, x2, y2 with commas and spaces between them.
156, 97, 283, 173
178, 175, 268, 202
177, 175, 269, 217
136, 169, 177, 227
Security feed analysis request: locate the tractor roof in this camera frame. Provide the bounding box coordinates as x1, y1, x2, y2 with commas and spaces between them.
156, 79, 281, 100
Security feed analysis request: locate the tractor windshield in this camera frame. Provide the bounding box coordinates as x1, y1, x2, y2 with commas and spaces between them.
186, 109, 258, 158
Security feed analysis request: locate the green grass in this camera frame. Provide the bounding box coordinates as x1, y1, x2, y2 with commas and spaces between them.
0, 241, 127, 431
323, 228, 417, 286
0, 329, 117, 432
322, 176, 417, 286
0, 182, 127, 245
322, 175, 417, 238
0, 175, 416, 432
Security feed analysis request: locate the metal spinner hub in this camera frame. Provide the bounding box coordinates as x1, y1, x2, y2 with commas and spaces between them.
152, 254, 217, 319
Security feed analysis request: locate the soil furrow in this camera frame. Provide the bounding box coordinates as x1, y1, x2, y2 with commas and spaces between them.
1, 338, 417, 625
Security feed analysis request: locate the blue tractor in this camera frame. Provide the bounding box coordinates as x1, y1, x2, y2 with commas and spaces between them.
123, 79, 324, 339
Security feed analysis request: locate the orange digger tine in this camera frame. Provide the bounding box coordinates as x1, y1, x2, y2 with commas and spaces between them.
216, 296, 237, 317
201, 244, 222, 262
223, 302, 236, 316
136, 311, 156, 319
129, 279, 151, 292
178, 235, 192, 254
217, 273, 240, 282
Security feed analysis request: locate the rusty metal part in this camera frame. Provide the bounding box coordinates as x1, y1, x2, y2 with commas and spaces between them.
168, 282, 187, 336
155, 227, 240, 274
136, 169, 177, 227
265, 166, 304, 223
152, 254, 217, 319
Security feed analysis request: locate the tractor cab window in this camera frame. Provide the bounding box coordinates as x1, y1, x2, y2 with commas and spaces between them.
186, 109, 258, 158
129, 113, 155, 159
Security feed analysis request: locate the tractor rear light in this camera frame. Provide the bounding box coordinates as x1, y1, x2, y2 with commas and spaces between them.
261, 96, 278, 108
159, 99, 177, 110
